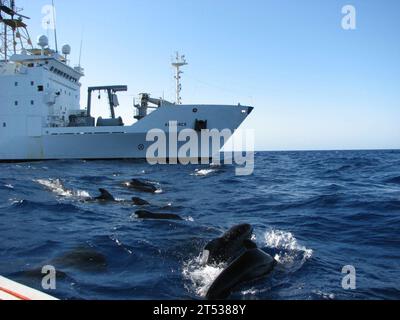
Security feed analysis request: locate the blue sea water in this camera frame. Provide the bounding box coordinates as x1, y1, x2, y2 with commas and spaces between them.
0, 150, 399, 300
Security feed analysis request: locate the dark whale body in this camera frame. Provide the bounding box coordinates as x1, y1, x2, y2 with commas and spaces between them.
132, 197, 150, 206
206, 248, 276, 300
125, 179, 158, 193
94, 188, 116, 202
135, 210, 183, 221
202, 224, 253, 265
83, 188, 116, 203
52, 246, 108, 272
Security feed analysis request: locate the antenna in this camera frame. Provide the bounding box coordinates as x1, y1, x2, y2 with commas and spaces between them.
171, 52, 188, 105
51, 0, 58, 52
78, 28, 83, 67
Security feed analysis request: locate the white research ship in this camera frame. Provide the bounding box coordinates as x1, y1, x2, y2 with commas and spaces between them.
0, 1, 253, 161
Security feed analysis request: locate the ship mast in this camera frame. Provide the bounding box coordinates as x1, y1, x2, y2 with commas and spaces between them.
171, 52, 188, 105
0, 0, 32, 62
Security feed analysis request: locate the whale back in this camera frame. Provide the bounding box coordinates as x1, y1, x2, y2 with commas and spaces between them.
132, 197, 150, 206
203, 224, 253, 265
96, 188, 115, 201
135, 210, 182, 221
127, 179, 157, 193
206, 248, 276, 300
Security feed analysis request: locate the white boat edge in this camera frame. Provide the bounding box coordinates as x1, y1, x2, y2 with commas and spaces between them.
0, 276, 58, 301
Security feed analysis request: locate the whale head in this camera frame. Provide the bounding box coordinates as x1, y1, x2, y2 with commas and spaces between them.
202, 224, 254, 266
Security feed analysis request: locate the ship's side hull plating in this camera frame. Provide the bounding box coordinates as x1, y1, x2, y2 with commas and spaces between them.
0, 105, 253, 160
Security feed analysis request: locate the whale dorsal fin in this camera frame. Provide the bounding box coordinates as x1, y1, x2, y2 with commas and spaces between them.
98, 188, 115, 201
243, 239, 258, 250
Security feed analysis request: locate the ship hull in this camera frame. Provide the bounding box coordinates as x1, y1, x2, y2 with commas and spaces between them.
0, 105, 253, 161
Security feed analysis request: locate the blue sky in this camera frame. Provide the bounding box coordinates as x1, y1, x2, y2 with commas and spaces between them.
19, 0, 400, 151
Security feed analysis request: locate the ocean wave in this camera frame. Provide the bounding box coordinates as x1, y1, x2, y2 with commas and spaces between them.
9, 199, 86, 214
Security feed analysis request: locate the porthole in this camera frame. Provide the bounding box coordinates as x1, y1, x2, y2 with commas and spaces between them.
193, 108, 198, 113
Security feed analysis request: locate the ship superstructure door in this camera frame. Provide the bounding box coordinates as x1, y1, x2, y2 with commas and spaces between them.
27, 117, 42, 137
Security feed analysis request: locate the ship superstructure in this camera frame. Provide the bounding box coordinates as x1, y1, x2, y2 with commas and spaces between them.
0, 1, 253, 161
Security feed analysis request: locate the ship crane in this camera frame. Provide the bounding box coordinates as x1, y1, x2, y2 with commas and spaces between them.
0, 0, 32, 62
86, 85, 127, 126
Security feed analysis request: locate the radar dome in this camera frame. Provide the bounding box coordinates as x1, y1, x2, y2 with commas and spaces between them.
62, 44, 71, 55
37, 35, 49, 48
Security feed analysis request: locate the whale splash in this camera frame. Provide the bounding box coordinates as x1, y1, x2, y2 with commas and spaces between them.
36, 179, 90, 198
183, 227, 313, 299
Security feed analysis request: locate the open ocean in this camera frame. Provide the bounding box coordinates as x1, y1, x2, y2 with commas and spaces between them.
0, 150, 399, 300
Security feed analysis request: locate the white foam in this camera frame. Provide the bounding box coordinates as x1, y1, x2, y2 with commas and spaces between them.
184, 228, 313, 298
313, 290, 336, 300
182, 255, 224, 297
193, 169, 217, 177
264, 229, 313, 266
35, 179, 90, 199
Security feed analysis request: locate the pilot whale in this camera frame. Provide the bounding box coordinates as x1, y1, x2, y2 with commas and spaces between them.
124, 179, 158, 193
135, 210, 183, 221
85, 190, 152, 206
132, 197, 150, 206
202, 224, 253, 266
202, 224, 277, 300
83, 188, 116, 203
94, 188, 116, 202
206, 244, 276, 300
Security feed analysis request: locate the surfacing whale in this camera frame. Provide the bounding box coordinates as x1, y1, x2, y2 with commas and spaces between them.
206, 244, 276, 300
202, 224, 276, 300
94, 188, 116, 202
132, 197, 150, 206
202, 224, 253, 266
82, 188, 116, 203
135, 210, 183, 221
124, 179, 158, 193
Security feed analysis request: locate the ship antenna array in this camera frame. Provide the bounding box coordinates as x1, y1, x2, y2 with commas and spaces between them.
51, 0, 58, 52
171, 52, 188, 105
0, 0, 33, 62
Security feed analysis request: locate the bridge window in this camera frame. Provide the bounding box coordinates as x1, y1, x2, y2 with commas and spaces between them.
14, 82, 18, 87
14, 101, 18, 106
31, 100, 35, 106
38, 85, 44, 92
31, 81, 34, 86
3, 123, 6, 128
